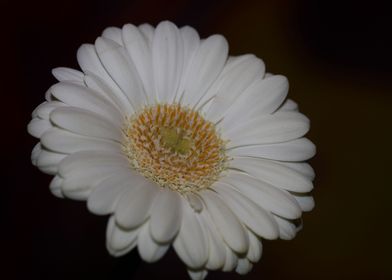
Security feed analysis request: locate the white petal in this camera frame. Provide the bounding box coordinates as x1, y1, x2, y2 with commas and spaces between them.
176, 26, 200, 101
279, 98, 298, 111
187, 270, 208, 280
95, 37, 147, 108
173, 199, 208, 269
186, 193, 203, 212
222, 246, 238, 272
83, 72, 126, 113
227, 137, 316, 162
246, 230, 262, 263
293, 194, 315, 212
205, 55, 265, 121
199, 210, 226, 270
27, 118, 52, 138
50, 107, 122, 142
52, 67, 84, 82
221, 171, 302, 219
245, 74, 289, 116
152, 21, 184, 102
180, 34, 228, 107
77, 44, 133, 113
278, 161, 315, 180
32, 101, 66, 120
138, 222, 169, 263
115, 181, 158, 229
41, 128, 121, 154
200, 190, 249, 254
32, 101, 46, 118
230, 157, 313, 192
31, 142, 41, 166
37, 166, 58, 175
36, 148, 66, 175
106, 216, 140, 256
122, 24, 155, 100
138, 23, 154, 45
58, 151, 129, 199
45, 88, 53, 101
50, 82, 123, 125
59, 150, 127, 177
220, 75, 288, 129
87, 172, 140, 215
274, 215, 297, 240
236, 258, 253, 275
49, 175, 64, 198
61, 171, 125, 200
180, 25, 200, 71
102, 26, 123, 45
149, 189, 182, 243
225, 111, 310, 147
213, 182, 279, 239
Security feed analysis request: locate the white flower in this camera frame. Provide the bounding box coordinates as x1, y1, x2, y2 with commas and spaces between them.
28, 21, 315, 279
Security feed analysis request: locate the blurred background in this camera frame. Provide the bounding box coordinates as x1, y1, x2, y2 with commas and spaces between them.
1, 0, 391, 279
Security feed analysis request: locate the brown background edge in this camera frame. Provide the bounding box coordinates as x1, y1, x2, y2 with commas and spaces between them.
1, 0, 391, 279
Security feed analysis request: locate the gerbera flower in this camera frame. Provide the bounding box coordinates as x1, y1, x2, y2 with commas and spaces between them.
28, 21, 315, 279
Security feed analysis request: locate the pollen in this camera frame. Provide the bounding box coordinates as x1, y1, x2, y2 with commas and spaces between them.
122, 104, 228, 193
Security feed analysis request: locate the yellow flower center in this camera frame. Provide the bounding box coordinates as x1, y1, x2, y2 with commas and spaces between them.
159, 127, 194, 155
122, 104, 227, 193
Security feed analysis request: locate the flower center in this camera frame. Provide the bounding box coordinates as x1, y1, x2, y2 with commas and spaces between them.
159, 127, 194, 155
122, 104, 227, 193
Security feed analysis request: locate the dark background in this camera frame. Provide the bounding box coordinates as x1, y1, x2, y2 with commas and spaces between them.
2, 0, 391, 279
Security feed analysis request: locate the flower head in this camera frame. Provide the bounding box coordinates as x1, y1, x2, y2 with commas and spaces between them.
28, 21, 315, 279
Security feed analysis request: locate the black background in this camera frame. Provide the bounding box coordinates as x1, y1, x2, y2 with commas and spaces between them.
1, 0, 391, 279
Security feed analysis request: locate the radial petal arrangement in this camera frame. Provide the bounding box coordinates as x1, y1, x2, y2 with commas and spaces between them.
28, 21, 316, 279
